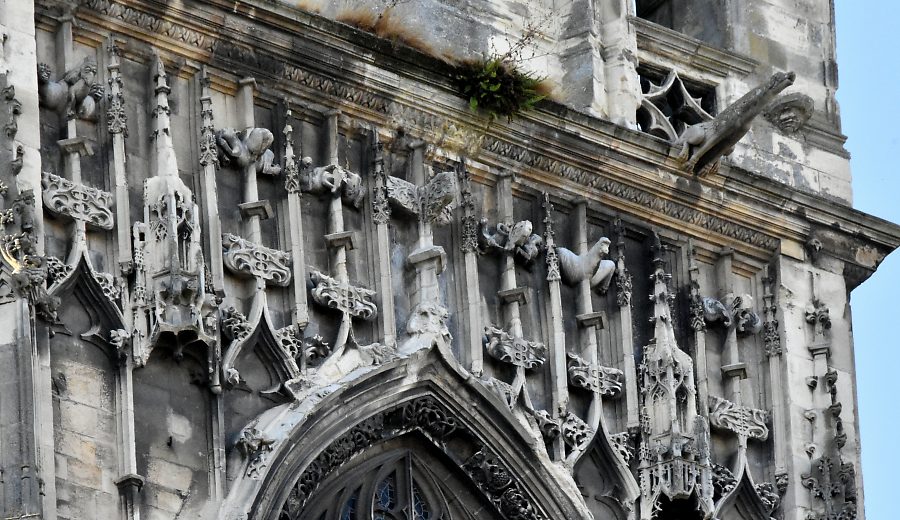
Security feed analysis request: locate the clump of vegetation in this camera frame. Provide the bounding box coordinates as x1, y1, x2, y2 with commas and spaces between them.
453, 58, 547, 121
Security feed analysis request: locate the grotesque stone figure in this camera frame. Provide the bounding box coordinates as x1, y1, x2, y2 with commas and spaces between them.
556, 236, 616, 292
37, 57, 104, 120
400, 302, 452, 353
672, 71, 796, 176
764, 92, 815, 134
216, 127, 282, 176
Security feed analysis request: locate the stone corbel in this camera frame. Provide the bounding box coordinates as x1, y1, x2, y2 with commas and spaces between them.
41, 171, 114, 229
222, 233, 292, 286
708, 395, 770, 442
566, 352, 623, 397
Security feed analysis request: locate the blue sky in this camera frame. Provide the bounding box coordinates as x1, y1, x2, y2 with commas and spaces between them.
834, 3, 900, 519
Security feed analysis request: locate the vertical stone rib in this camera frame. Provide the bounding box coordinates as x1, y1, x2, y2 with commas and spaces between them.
457, 162, 482, 374
106, 38, 132, 275
283, 106, 309, 331
614, 219, 639, 433
763, 265, 787, 480
238, 78, 262, 245
543, 194, 566, 461
370, 130, 395, 347
198, 67, 225, 297
688, 241, 710, 417
567, 200, 601, 464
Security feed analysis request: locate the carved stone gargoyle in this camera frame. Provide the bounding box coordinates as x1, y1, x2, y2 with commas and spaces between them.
672, 71, 796, 176
216, 127, 282, 176
303, 163, 365, 208
477, 219, 543, 265
37, 57, 104, 120
700, 293, 762, 336
556, 236, 615, 293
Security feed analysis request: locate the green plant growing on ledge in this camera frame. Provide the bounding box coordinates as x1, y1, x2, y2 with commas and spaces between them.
453, 58, 546, 122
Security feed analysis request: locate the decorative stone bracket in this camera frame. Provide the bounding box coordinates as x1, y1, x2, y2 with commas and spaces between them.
222, 233, 291, 286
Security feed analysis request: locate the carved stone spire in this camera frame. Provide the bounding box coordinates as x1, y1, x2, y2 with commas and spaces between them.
638, 233, 714, 519
132, 51, 216, 366
151, 52, 178, 179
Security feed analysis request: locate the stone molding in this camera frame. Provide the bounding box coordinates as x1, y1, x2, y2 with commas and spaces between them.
69, 0, 900, 270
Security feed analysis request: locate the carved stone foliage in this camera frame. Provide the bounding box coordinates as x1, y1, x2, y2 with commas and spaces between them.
236, 423, 275, 479
302, 164, 364, 208
765, 92, 814, 134
802, 457, 857, 520
615, 270, 632, 307
385, 170, 456, 225
764, 320, 781, 357
37, 57, 104, 120
399, 396, 458, 440
457, 164, 478, 253
561, 413, 592, 451
301, 334, 331, 365
708, 396, 770, 442
277, 397, 546, 520
755, 482, 780, 514
483, 326, 546, 370
216, 127, 281, 176
556, 237, 615, 294
532, 410, 561, 441
0, 233, 59, 322
41, 172, 114, 229
464, 447, 545, 520
222, 233, 291, 286
609, 432, 634, 464
566, 352, 623, 396
92, 270, 121, 303
308, 269, 377, 320
478, 219, 543, 265
222, 306, 252, 343
805, 300, 832, 331
699, 294, 762, 336
712, 463, 737, 500
672, 72, 796, 176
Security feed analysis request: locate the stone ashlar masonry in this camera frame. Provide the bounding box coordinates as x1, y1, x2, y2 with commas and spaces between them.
0, 0, 894, 519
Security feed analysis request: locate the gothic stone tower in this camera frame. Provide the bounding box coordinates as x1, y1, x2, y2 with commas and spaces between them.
0, 0, 893, 519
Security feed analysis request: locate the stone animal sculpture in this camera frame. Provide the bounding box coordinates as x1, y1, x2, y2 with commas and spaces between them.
701, 294, 762, 336
478, 219, 543, 265
37, 57, 103, 120
216, 127, 282, 176
672, 71, 796, 176
557, 236, 616, 292
303, 164, 365, 208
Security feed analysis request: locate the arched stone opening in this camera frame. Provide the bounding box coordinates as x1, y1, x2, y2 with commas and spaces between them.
242, 350, 594, 520
298, 434, 498, 520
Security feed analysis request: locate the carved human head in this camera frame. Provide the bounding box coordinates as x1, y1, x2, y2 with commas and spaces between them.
37, 63, 52, 83
406, 302, 450, 339
765, 93, 814, 134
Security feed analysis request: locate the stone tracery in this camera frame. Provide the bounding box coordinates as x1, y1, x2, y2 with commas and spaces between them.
0, 2, 886, 520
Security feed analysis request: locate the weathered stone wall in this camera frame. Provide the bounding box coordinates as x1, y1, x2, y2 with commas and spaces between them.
0, 0, 892, 519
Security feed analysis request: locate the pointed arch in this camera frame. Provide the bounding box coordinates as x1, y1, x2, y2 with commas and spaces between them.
48, 253, 126, 341
221, 347, 594, 520
713, 458, 773, 520
221, 291, 300, 388
574, 430, 640, 520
